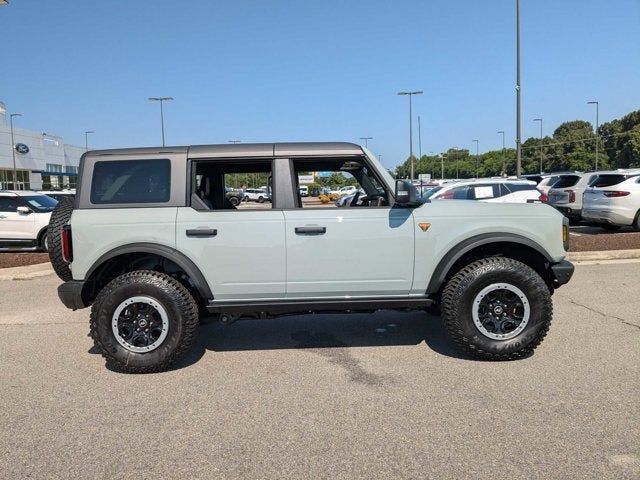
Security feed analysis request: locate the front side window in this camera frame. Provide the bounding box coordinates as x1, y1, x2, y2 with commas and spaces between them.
290, 158, 389, 208
90, 159, 171, 204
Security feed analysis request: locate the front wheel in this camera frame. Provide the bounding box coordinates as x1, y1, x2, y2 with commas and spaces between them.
90, 270, 199, 373
441, 257, 552, 360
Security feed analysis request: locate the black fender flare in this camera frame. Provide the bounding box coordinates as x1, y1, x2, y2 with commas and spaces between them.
86, 243, 213, 300
426, 233, 553, 294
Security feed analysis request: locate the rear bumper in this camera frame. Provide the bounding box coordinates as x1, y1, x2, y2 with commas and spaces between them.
550, 260, 574, 287
57, 280, 89, 310
582, 208, 633, 226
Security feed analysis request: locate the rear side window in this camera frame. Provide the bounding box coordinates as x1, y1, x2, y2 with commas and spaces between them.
469, 184, 499, 199
589, 174, 628, 188
90, 159, 171, 204
0, 197, 19, 212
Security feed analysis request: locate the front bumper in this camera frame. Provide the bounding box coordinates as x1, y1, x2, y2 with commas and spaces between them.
550, 260, 574, 287
58, 280, 89, 310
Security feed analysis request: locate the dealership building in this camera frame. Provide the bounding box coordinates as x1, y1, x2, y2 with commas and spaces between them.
0, 102, 84, 191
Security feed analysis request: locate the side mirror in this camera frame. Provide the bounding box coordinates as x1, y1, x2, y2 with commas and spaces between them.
16, 206, 32, 215
394, 179, 418, 205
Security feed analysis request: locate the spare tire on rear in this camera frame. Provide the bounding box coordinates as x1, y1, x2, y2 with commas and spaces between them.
48, 196, 74, 281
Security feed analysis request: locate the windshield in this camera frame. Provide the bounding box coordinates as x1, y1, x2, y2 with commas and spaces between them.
422, 186, 444, 199
22, 195, 58, 212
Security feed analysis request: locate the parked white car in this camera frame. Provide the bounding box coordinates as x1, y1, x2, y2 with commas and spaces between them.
422, 179, 544, 203
547, 172, 614, 221
331, 185, 357, 196
537, 173, 581, 195
243, 188, 270, 203
0, 191, 58, 251
582, 170, 640, 230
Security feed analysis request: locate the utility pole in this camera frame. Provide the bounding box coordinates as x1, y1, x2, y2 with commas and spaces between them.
497, 131, 506, 175
9, 113, 22, 190
418, 115, 422, 161
533, 118, 543, 173
148, 96, 173, 146
515, 0, 522, 177
84, 130, 95, 151
398, 90, 423, 181
359, 137, 372, 148
588, 101, 599, 170
472, 139, 479, 178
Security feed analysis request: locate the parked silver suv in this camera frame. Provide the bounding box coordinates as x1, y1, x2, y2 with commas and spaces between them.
50, 142, 573, 372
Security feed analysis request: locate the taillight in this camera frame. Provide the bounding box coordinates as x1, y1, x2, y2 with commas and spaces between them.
539, 192, 549, 202
61, 225, 73, 263
603, 191, 630, 198
565, 189, 576, 203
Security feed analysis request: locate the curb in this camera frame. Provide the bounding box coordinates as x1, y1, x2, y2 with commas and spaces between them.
566, 249, 640, 262
0, 263, 54, 281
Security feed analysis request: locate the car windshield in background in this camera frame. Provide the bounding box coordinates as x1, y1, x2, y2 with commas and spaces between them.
23, 195, 58, 212
589, 174, 634, 188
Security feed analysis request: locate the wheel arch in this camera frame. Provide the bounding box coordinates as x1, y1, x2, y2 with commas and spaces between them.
36, 226, 48, 247
426, 233, 554, 294
85, 243, 213, 302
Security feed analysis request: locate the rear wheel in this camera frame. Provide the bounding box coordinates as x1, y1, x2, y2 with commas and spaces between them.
90, 270, 199, 373
441, 257, 552, 360
258, 196, 265, 203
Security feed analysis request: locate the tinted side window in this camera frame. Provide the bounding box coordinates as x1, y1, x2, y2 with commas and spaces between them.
589, 175, 627, 188
90, 159, 171, 204
0, 197, 19, 212
452, 186, 471, 199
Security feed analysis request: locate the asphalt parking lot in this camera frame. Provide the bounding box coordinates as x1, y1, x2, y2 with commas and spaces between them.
1, 261, 639, 479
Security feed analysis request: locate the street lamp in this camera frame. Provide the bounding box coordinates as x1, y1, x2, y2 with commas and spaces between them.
84, 130, 95, 151
398, 90, 423, 181
148, 96, 173, 146
359, 137, 372, 148
533, 118, 543, 173
515, 0, 522, 177
587, 101, 599, 170
453, 147, 460, 179
440, 153, 446, 180
9, 113, 22, 190
472, 139, 479, 178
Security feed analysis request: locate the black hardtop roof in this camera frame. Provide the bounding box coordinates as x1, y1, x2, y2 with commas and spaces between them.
85, 142, 364, 159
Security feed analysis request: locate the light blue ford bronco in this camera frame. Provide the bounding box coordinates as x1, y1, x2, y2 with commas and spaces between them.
50, 142, 574, 372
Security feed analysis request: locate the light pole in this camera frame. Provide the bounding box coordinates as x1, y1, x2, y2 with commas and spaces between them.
440, 154, 445, 180
418, 115, 422, 160
84, 130, 95, 151
359, 137, 372, 148
587, 101, 599, 170
148, 96, 173, 146
515, 0, 522, 177
533, 118, 543, 173
497, 131, 506, 175
9, 113, 22, 190
472, 139, 479, 178
398, 90, 423, 181
453, 147, 460, 179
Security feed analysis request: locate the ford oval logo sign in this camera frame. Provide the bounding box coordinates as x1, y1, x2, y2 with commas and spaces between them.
15, 143, 29, 154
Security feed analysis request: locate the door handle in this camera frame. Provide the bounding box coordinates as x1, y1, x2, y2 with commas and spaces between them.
186, 228, 217, 237
295, 226, 326, 235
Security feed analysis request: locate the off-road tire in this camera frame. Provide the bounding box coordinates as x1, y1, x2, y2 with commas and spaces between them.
441, 257, 552, 360
90, 270, 199, 373
47, 196, 74, 281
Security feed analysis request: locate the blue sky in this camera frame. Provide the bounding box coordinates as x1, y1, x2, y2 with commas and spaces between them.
1, 0, 639, 169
